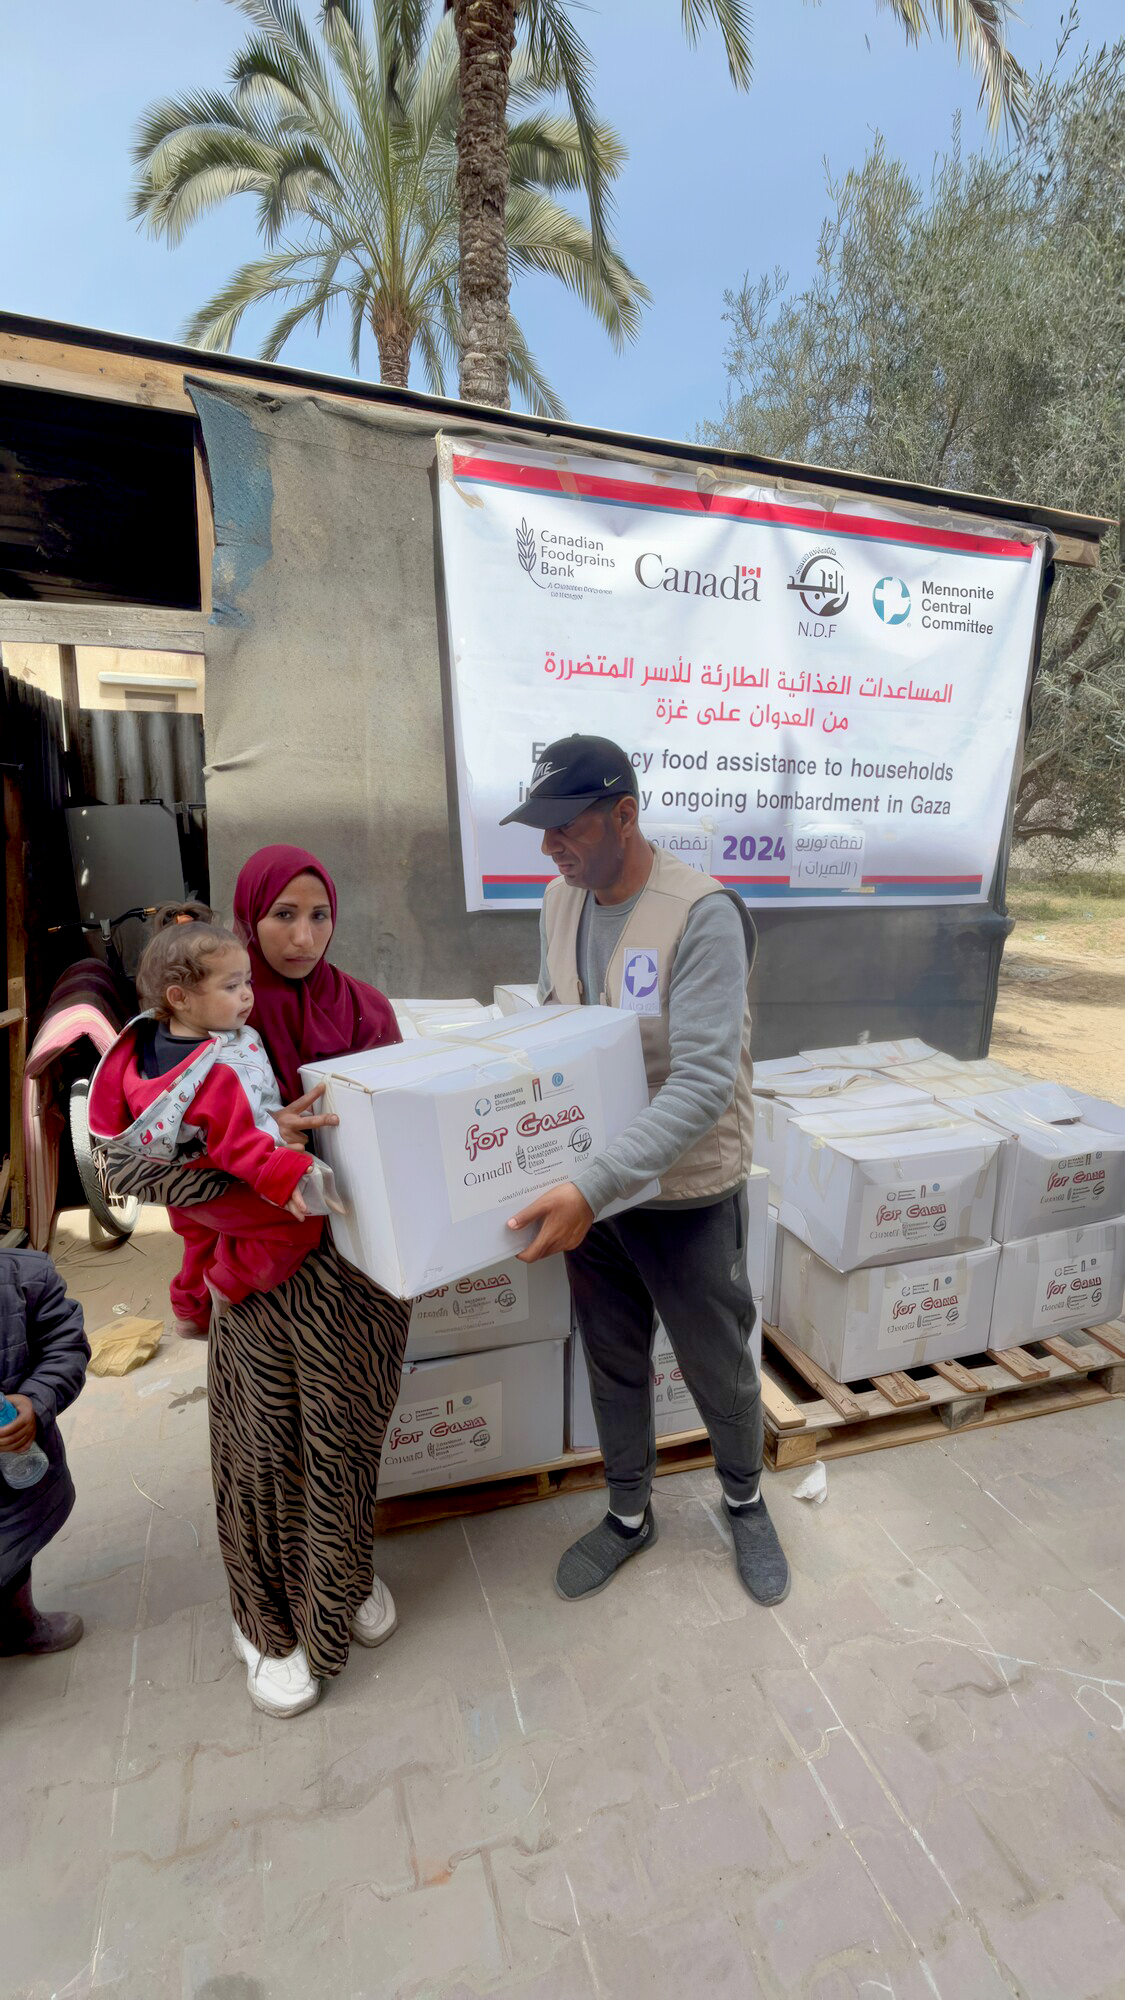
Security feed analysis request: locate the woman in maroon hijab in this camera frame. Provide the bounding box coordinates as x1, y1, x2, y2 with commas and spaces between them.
100, 846, 410, 1719
234, 844, 399, 1105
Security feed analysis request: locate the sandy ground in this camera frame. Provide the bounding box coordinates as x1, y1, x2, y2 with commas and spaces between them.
992, 917, 1125, 1102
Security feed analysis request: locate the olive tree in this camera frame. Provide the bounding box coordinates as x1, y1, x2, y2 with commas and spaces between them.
704, 31, 1124, 854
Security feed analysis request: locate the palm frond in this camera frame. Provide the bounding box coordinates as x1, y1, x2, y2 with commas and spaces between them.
134, 134, 282, 241
132, 89, 252, 161
507, 113, 627, 196
680, 0, 753, 90
505, 189, 650, 347
183, 243, 334, 349
506, 312, 567, 419
518, 1, 611, 255
412, 314, 452, 396
875, 0, 1030, 133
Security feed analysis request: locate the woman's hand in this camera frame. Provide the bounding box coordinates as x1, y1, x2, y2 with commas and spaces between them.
276, 1085, 340, 1151
0, 1393, 38, 1453
285, 1184, 309, 1221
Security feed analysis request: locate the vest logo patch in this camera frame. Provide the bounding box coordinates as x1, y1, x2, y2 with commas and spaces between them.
621, 948, 661, 1016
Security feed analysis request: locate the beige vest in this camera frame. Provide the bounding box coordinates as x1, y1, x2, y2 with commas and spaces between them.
543, 844, 754, 1202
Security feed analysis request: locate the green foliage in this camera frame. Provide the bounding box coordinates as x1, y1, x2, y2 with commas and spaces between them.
131, 0, 648, 411
704, 24, 1124, 854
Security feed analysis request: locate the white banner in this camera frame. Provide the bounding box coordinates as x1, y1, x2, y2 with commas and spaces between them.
437, 439, 1046, 912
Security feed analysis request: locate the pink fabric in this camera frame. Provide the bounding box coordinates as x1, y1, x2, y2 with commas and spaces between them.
233, 845, 399, 1101
23, 963, 127, 1250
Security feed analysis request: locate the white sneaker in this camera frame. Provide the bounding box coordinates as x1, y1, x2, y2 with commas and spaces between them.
349, 1575, 398, 1648
231, 1620, 321, 1717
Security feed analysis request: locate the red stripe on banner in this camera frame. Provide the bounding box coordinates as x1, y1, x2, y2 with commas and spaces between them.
862, 874, 981, 884
451, 454, 1036, 561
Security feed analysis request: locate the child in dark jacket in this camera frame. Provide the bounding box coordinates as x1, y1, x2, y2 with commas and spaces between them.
0, 1250, 90, 1656
89, 922, 342, 1338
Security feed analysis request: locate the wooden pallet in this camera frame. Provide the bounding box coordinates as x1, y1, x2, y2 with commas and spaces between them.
760, 1318, 1125, 1469
371, 1320, 1125, 1530
373, 1427, 718, 1534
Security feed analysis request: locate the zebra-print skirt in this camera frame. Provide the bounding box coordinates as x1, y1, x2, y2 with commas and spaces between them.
101, 1143, 411, 1678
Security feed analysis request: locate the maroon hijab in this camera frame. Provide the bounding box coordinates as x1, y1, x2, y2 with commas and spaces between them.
234, 844, 399, 1101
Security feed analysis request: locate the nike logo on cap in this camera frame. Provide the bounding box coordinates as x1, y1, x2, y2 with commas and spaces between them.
530, 763, 563, 790
603, 776, 621, 787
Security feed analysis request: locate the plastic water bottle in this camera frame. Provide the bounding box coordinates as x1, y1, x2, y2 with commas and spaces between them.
0, 1394, 49, 1489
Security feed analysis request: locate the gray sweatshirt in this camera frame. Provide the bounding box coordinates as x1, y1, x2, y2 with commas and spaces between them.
537, 888, 748, 1214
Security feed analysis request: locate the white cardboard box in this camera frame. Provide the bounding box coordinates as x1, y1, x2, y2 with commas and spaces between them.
962, 1085, 1125, 1241
765, 1204, 781, 1325
303, 1005, 657, 1296
569, 1318, 764, 1450
494, 984, 541, 1015
990, 1219, 1125, 1343
779, 1105, 1000, 1271
753, 1055, 813, 1082
569, 1329, 712, 1449
779, 1232, 1000, 1380
800, 1039, 936, 1070
406, 1253, 571, 1362
1071, 1091, 1125, 1136
753, 1071, 934, 1202
379, 1339, 565, 1494
885, 1054, 1032, 1098
390, 998, 499, 1041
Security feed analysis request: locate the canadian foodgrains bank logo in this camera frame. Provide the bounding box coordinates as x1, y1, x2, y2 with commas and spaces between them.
788, 547, 849, 618
873, 577, 911, 624
516, 516, 616, 588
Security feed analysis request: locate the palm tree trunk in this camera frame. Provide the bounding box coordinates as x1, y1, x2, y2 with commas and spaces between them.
373, 311, 413, 389
453, 0, 516, 408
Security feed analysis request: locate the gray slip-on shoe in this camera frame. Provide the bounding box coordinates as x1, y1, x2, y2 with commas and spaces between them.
724, 1497, 791, 1605
555, 1504, 658, 1601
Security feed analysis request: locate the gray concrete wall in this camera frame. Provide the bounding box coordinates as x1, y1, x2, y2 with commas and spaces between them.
191, 381, 539, 1000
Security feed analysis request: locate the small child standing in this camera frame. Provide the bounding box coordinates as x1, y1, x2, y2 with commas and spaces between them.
90, 922, 341, 1337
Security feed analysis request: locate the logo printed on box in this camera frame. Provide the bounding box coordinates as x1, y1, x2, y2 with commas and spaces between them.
410, 1263, 531, 1335
381, 1382, 503, 1478
861, 1178, 957, 1253
879, 1266, 965, 1347
437, 1068, 608, 1223
1032, 1249, 1108, 1328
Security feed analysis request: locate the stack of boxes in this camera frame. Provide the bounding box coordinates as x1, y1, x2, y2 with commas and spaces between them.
301, 1002, 656, 1495
568, 1163, 770, 1451
764, 1040, 1125, 1383
309, 972, 1125, 1475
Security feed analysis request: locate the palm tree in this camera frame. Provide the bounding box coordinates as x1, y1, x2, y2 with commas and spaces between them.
131, 0, 647, 414
450, 0, 1031, 408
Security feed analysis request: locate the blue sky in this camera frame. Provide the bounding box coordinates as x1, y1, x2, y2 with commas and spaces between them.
2, 2, 1117, 441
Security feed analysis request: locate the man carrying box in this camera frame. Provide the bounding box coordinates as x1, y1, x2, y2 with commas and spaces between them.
501, 734, 790, 1606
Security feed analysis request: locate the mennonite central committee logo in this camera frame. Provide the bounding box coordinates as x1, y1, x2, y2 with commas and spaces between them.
873, 577, 911, 624
623, 950, 658, 1000
787, 548, 849, 617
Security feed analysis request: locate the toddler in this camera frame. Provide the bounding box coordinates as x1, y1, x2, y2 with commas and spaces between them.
90, 921, 341, 1336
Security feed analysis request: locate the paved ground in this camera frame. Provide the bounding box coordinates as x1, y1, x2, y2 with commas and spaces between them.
5, 1209, 1125, 2000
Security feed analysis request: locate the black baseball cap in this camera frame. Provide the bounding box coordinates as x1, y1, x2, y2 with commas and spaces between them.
500, 734, 639, 830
